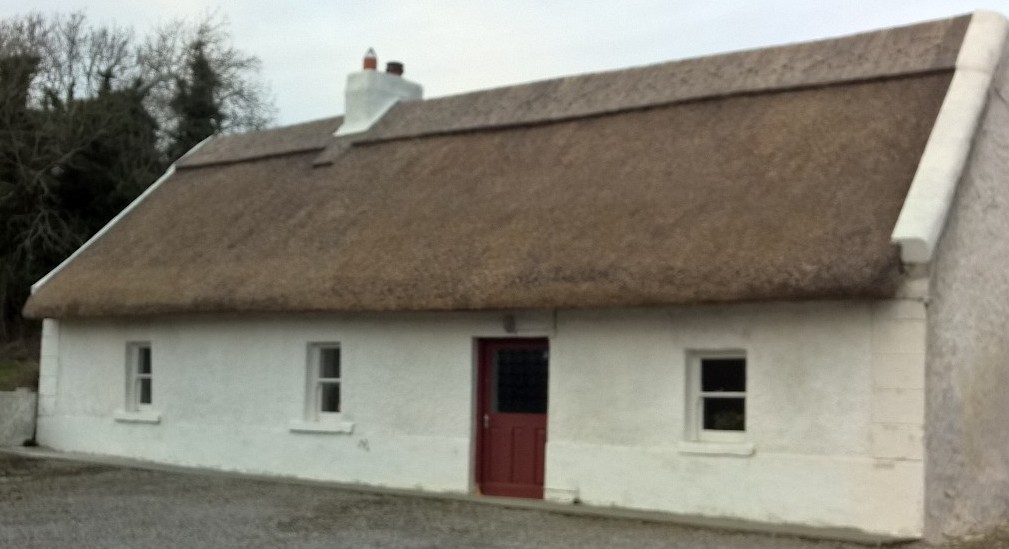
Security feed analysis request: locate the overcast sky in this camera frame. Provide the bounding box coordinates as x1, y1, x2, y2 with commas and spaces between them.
6, 1, 1009, 126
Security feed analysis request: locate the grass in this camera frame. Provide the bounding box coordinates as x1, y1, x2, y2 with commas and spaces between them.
0, 336, 39, 391
0, 358, 37, 390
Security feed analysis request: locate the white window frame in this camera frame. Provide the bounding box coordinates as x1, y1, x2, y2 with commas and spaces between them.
686, 350, 747, 444
308, 343, 341, 419
290, 342, 353, 434
114, 341, 160, 424
127, 342, 153, 411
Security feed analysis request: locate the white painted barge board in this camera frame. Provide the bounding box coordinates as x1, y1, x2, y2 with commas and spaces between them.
891, 11, 1009, 264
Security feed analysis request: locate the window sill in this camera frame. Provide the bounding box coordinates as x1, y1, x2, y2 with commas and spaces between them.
113, 409, 161, 424
288, 419, 355, 434
678, 441, 755, 457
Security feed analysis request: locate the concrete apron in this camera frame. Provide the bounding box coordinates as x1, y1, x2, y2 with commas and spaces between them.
0, 446, 915, 546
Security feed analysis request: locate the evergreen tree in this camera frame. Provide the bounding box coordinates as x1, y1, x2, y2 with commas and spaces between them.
168, 40, 223, 161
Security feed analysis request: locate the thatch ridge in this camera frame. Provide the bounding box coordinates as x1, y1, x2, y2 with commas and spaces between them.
355, 14, 968, 144
179, 116, 343, 168
346, 68, 960, 149
186, 14, 968, 168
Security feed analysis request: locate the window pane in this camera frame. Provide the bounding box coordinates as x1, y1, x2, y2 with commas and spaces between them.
703, 397, 744, 430
701, 358, 745, 392
138, 347, 152, 375
139, 378, 152, 405
320, 382, 340, 412
320, 348, 340, 379
494, 348, 548, 414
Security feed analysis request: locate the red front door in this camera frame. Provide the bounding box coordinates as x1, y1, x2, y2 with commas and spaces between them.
476, 338, 549, 499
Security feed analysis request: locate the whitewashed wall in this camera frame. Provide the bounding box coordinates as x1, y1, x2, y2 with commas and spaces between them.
546, 301, 925, 537
37, 300, 924, 536
925, 40, 1009, 540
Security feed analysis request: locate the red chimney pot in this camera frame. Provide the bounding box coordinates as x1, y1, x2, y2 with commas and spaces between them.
363, 48, 377, 70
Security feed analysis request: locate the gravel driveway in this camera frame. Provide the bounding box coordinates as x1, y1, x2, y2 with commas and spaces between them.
0, 452, 932, 549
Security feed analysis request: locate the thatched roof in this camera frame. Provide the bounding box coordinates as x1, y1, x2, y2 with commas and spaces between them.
24, 16, 968, 319
360, 14, 966, 144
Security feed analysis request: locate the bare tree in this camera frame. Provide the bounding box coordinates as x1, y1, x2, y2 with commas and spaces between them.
0, 11, 276, 337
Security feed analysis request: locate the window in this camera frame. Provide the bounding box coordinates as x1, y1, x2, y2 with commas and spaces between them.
114, 341, 160, 424
688, 352, 746, 442
493, 348, 548, 414
290, 343, 353, 433
128, 342, 153, 409
308, 344, 341, 417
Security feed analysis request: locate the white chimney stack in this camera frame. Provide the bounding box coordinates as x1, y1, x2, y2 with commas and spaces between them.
335, 49, 422, 136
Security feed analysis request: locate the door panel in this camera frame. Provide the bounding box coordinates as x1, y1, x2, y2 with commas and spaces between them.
477, 339, 548, 499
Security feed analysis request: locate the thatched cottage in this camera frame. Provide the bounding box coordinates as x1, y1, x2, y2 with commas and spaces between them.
23, 12, 1009, 543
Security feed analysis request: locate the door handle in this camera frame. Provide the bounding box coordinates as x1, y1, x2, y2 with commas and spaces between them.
483, 414, 490, 429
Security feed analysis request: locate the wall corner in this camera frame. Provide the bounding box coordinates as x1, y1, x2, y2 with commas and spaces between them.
37, 318, 60, 418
